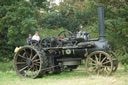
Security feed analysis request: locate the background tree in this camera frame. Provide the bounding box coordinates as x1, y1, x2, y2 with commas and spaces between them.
0, 0, 128, 64
0, 0, 46, 61
40, 0, 96, 31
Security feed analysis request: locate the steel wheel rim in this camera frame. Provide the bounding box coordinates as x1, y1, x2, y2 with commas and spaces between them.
86, 51, 113, 76
14, 46, 42, 78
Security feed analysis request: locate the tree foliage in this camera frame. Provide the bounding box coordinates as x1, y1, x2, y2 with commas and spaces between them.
0, 0, 128, 62
40, 0, 96, 31
0, 0, 42, 61
96, 0, 128, 54
30, 0, 47, 8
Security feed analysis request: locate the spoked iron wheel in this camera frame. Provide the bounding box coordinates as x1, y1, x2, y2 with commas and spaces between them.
85, 51, 113, 76
39, 38, 52, 48
14, 46, 47, 78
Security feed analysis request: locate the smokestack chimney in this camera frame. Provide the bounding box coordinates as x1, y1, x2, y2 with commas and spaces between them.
97, 6, 106, 40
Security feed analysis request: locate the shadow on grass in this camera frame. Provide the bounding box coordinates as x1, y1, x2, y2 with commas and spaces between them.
43, 67, 88, 79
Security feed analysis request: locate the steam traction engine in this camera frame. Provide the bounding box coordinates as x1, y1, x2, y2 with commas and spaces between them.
14, 6, 118, 78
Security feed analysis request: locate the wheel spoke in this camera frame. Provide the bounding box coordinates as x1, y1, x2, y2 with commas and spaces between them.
33, 60, 40, 66
16, 62, 26, 64
18, 54, 27, 60
104, 66, 111, 71
102, 67, 106, 75
27, 67, 32, 72
102, 66, 111, 75
33, 59, 40, 62
19, 66, 28, 72
23, 53, 27, 59
25, 66, 35, 77
101, 57, 106, 63
103, 60, 110, 65
34, 63, 40, 66
89, 62, 96, 66
33, 65, 38, 72
99, 53, 101, 62
23, 49, 27, 54
32, 54, 38, 60
95, 55, 98, 63
30, 49, 33, 59
89, 58, 97, 63
31, 67, 38, 77
91, 67, 97, 74
32, 66, 38, 72
104, 66, 110, 74
23, 49, 29, 58
34, 62, 40, 64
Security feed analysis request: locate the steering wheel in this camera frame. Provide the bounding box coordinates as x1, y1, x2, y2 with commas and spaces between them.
58, 30, 73, 38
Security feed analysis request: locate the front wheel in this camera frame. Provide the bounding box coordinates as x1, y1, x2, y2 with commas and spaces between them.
85, 51, 113, 76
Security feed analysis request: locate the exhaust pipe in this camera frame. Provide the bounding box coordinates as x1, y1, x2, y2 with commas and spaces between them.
97, 6, 106, 40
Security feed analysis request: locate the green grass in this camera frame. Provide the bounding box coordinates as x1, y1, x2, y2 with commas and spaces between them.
0, 61, 14, 72
0, 62, 128, 85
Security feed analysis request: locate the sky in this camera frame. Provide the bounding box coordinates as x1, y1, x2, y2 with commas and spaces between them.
49, 0, 62, 5
54, 0, 61, 5
26, 0, 62, 5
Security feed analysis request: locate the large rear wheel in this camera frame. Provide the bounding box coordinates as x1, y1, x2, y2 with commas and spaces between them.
14, 46, 48, 78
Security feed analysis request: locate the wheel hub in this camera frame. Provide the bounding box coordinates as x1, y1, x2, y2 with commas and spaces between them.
96, 62, 103, 69
27, 59, 33, 66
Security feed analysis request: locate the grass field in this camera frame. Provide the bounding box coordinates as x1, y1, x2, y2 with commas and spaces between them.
0, 64, 128, 85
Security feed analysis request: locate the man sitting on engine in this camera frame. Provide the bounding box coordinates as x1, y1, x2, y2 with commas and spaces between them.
32, 31, 40, 41
76, 25, 89, 41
